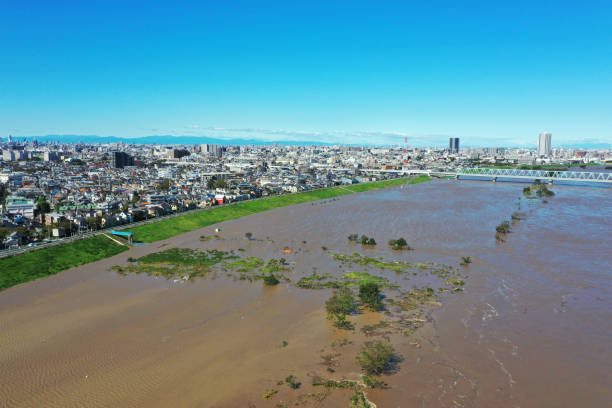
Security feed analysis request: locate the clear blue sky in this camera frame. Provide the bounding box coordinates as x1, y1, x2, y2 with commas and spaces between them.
1, 1, 611, 146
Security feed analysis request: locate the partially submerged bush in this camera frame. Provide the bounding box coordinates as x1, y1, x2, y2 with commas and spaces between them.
263, 274, 280, 286
359, 282, 383, 311
356, 340, 395, 376
360, 235, 376, 245
495, 221, 511, 234
284, 375, 301, 389
326, 287, 355, 329
460, 256, 472, 265
348, 234, 359, 242
388, 237, 410, 250
326, 287, 355, 316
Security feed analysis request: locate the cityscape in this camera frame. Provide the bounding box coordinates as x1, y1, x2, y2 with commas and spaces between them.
1, 133, 610, 251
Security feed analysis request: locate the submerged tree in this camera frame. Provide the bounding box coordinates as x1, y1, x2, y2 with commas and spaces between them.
356, 340, 395, 376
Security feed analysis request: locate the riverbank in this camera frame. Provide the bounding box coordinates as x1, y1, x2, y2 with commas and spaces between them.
0, 175, 429, 291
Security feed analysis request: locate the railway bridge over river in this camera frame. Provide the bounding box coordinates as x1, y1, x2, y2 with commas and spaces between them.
330, 167, 612, 185
410, 168, 612, 184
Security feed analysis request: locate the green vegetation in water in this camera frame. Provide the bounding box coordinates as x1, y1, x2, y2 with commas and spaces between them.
260, 258, 289, 274
361, 320, 390, 336
263, 274, 280, 286
356, 340, 396, 376
396, 287, 437, 311
296, 271, 339, 289
112, 248, 237, 279
284, 375, 301, 389
312, 377, 358, 390
348, 234, 376, 245
223, 256, 265, 272
262, 389, 278, 399
359, 282, 384, 311
137, 248, 235, 266
326, 287, 356, 329
343, 271, 393, 288
388, 237, 411, 250
496, 221, 511, 234
350, 391, 370, 408
0, 235, 128, 291
333, 252, 412, 274
362, 375, 388, 389
460, 256, 472, 265
360, 235, 376, 245
511, 212, 525, 222
523, 180, 555, 199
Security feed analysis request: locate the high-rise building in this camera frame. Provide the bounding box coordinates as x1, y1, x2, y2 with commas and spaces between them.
203, 144, 223, 158
538, 133, 552, 156
111, 151, 134, 168
449, 137, 460, 154
167, 149, 190, 159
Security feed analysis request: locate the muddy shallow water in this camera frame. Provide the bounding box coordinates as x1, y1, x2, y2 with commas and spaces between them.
1, 180, 611, 407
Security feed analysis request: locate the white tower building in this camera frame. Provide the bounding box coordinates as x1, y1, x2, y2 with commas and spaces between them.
538, 133, 552, 157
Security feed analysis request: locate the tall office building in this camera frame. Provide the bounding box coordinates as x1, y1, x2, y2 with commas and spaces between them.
538, 133, 552, 157
449, 137, 460, 154
111, 151, 134, 168
203, 144, 223, 158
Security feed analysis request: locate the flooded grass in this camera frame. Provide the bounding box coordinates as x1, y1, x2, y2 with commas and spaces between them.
332, 253, 412, 273
223, 256, 265, 272
296, 272, 339, 289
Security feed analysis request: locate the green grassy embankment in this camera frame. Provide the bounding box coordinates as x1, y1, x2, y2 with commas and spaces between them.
0, 235, 128, 291
0, 176, 430, 290
127, 176, 430, 242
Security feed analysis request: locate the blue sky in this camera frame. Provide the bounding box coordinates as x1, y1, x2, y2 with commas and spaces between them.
1, 1, 611, 146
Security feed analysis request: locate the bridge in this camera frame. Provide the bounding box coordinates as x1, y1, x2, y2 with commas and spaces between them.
327, 167, 612, 184
408, 168, 612, 184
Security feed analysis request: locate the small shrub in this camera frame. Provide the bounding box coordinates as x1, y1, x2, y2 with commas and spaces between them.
495, 221, 511, 234
388, 237, 410, 250
263, 389, 278, 399
263, 274, 280, 286
363, 375, 388, 389
245, 232, 253, 240
332, 314, 354, 330
285, 375, 301, 389
356, 340, 395, 375
461, 256, 472, 265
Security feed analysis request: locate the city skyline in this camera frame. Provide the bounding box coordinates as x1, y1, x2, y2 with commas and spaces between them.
1, 1, 611, 146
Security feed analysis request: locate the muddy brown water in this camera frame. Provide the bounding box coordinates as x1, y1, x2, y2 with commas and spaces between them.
1, 180, 610, 407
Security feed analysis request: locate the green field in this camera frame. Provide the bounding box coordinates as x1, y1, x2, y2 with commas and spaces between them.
0, 176, 430, 290
0, 235, 128, 291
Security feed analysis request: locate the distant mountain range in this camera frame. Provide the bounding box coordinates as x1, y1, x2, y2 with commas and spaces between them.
5, 134, 612, 149
11, 134, 335, 146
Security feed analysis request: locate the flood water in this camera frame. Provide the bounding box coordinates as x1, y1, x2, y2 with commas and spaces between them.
1, 180, 610, 407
